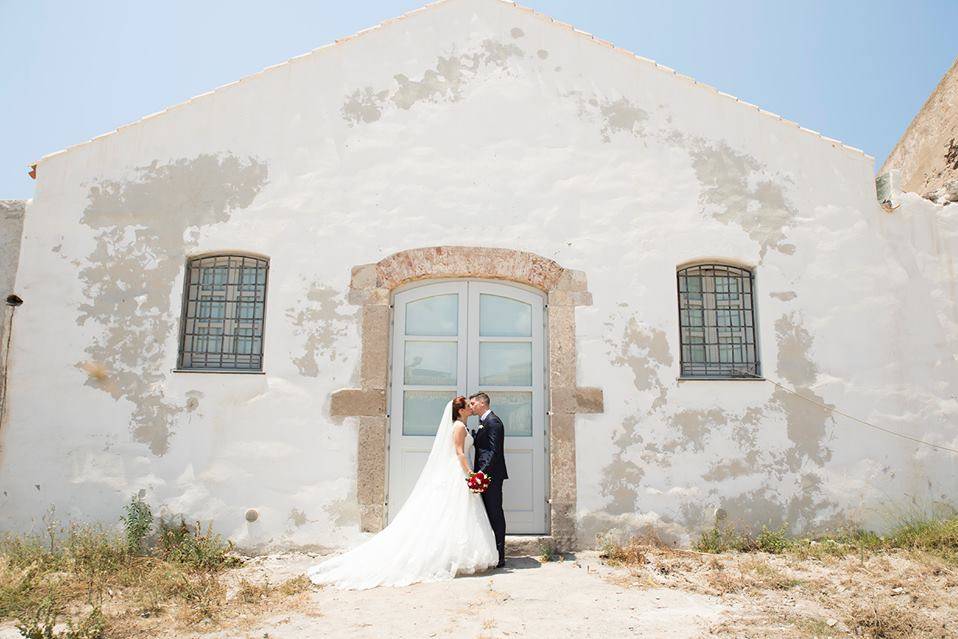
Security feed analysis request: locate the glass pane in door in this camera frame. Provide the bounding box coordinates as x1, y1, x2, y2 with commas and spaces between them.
480, 294, 531, 337
486, 391, 533, 436
406, 295, 458, 336
402, 390, 456, 436
479, 342, 532, 386
403, 341, 457, 385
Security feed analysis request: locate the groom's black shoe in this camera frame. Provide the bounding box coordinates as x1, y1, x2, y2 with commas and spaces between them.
495, 560, 506, 568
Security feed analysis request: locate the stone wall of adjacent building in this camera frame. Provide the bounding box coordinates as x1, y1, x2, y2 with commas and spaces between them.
0, 200, 26, 422
881, 57, 958, 201
0, 201, 25, 297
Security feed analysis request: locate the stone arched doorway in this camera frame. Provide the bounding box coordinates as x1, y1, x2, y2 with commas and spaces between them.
330, 247, 602, 549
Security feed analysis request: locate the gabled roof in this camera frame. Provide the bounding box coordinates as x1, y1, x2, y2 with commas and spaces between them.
31, 0, 870, 174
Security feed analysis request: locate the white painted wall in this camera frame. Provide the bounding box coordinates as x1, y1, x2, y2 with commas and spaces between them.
1, 0, 955, 551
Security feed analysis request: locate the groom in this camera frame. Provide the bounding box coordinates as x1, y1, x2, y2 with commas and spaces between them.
468, 392, 508, 568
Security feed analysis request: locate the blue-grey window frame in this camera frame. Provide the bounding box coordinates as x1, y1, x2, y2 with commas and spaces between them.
176, 253, 269, 372
677, 263, 760, 379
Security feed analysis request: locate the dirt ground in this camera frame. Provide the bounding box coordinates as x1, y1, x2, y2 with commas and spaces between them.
1, 547, 955, 638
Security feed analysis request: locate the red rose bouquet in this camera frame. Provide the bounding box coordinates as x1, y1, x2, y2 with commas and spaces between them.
466, 471, 492, 494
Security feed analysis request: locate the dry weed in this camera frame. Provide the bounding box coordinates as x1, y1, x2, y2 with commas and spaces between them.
841, 600, 938, 639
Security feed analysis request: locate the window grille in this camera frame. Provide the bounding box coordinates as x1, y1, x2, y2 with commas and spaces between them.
178, 254, 268, 371
677, 264, 759, 378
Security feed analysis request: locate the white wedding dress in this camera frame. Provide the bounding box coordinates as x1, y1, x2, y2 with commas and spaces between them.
306, 400, 499, 589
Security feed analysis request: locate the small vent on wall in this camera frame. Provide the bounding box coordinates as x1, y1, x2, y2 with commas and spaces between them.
875, 169, 901, 212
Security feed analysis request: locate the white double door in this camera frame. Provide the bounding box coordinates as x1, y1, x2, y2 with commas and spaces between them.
387, 280, 547, 534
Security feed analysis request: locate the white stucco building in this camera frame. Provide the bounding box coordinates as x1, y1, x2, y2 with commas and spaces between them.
1, 0, 956, 552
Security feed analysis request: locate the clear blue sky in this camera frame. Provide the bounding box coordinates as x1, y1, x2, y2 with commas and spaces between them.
1, 0, 955, 200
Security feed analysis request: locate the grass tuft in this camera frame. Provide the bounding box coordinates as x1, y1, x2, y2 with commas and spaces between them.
692, 515, 958, 565
156, 517, 241, 571
0, 497, 250, 635
537, 539, 563, 563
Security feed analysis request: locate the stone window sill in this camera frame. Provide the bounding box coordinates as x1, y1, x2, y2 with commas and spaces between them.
172, 368, 265, 375
677, 376, 765, 382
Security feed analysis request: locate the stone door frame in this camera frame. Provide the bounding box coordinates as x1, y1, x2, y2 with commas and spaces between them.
330, 246, 602, 549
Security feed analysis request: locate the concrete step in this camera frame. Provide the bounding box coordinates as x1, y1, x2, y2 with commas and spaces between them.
505, 535, 553, 555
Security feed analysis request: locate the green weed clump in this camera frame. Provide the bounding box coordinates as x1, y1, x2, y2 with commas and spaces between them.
886, 516, 958, 562
121, 494, 153, 555
157, 518, 241, 571
15, 598, 105, 639
692, 515, 958, 564
538, 538, 563, 563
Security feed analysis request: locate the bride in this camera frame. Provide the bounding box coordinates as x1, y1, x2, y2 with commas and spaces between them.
306, 396, 499, 589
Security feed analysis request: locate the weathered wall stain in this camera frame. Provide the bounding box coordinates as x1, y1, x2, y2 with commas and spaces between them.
600, 316, 674, 514
599, 416, 645, 514
341, 87, 389, 125
185, 390, 203, 413
607, 315, 673, 412
77, 154, 268, 455
599, 302, 837, 536
285, 282, 353, 377
289, 508, 308, 527
770, 291, 797, 301
665, 409, 727, 453
687, 139, 797, 258
701, 457, 754, 482
715, 471, 839, 534
324, 492, 361, 527
566, 92, 649, 143
772, 313, 833, 470
341, 38, 524, 126
599, 98, 649, 142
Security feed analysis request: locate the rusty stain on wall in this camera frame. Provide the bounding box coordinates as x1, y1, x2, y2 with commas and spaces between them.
185, 390, 203, 413
76, 154, 268, 455
770, 291, 797, 301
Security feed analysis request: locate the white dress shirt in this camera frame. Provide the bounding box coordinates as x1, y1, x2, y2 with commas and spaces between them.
480, 409, 491, 422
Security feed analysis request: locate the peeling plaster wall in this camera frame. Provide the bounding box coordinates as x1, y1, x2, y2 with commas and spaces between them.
1, 0, 956, 551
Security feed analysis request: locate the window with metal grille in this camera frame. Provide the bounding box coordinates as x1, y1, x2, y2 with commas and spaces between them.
677, 264, 759, 378
177, 254, 268, 371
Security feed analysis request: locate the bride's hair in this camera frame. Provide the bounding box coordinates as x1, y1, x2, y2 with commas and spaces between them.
452, 395, 467, 420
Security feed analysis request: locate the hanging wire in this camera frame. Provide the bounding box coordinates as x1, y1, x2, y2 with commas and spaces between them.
728, 367, 958, 456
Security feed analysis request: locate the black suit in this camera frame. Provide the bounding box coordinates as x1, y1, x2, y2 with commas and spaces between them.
473, 410, 508, 566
